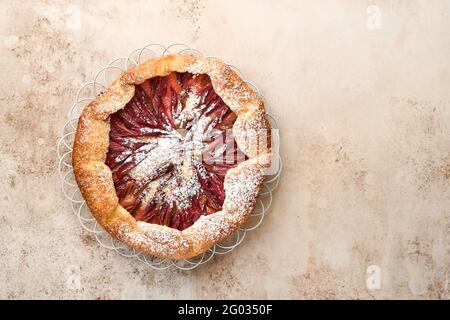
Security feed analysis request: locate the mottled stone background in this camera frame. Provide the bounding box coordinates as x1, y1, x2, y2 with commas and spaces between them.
0, 0, 449, 299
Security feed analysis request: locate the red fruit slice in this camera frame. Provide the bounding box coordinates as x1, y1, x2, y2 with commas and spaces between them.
119, 181, 139, 211
139, 79, 153, 98
167, 72, 182, 95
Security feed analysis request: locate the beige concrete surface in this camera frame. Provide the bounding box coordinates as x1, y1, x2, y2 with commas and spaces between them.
0, 0, 449, 299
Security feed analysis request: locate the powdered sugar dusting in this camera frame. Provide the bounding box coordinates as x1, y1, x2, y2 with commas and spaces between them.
116, 221, 189, 256
223, 159, 265, 216
186, 211, 232, 243
128, 91, 215, 209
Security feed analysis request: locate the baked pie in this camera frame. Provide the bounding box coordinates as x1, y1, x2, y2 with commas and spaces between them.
73, 54, 271, 259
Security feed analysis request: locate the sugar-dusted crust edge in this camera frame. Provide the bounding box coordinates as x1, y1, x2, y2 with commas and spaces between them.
72, 54, 271, 259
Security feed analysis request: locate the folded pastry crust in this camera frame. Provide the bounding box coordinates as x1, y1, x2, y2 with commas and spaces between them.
72, 54, 271, 259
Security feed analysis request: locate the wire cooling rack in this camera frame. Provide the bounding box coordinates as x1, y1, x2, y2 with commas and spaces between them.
57, 43, 282, 270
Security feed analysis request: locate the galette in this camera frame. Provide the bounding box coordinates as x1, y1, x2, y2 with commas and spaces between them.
73, 54, 271, 259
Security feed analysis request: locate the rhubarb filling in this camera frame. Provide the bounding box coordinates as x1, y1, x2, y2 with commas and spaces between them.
105, 72, 247, 231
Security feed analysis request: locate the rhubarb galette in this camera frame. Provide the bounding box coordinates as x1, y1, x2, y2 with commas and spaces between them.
73, 54, 271, 259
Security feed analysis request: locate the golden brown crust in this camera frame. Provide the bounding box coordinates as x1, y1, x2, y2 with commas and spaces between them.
72, 54, 271, 259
